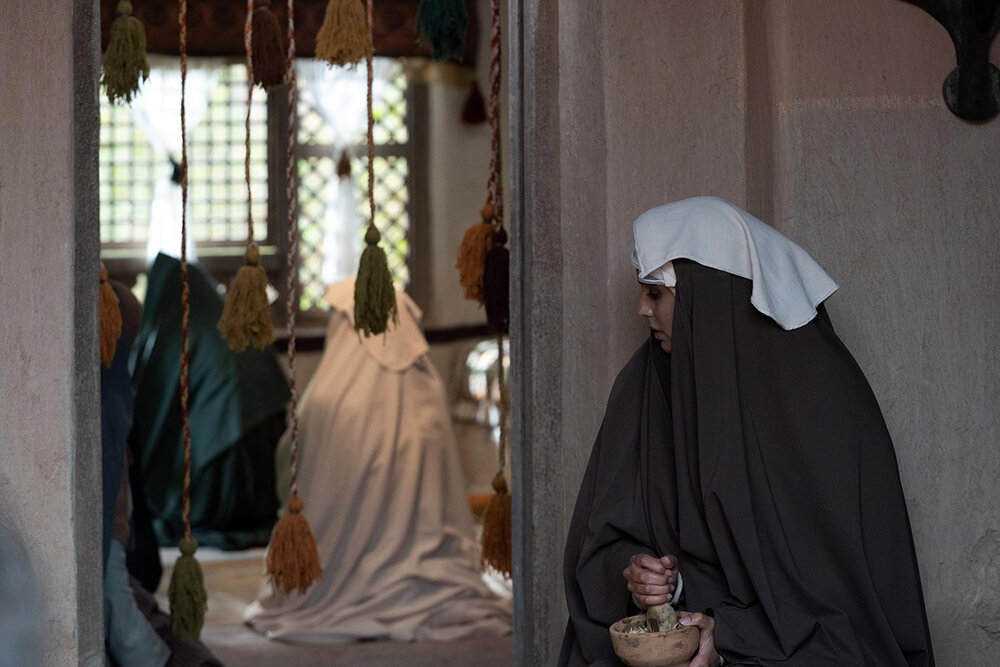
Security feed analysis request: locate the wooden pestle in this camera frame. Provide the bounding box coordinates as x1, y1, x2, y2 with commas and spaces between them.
645, 602, 679, 633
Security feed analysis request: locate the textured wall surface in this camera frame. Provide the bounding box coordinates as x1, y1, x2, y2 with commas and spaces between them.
0, 0, 103, 665
515, 0, 999, 664
420, 0, 495, 330
767, 4, 1000, 662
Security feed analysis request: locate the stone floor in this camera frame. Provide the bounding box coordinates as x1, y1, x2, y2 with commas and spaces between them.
157, 548, 513, 667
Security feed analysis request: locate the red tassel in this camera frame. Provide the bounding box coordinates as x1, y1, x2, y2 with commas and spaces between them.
483, 227, 508, 334
251, 0, 287, 90
462, 80, 487, 125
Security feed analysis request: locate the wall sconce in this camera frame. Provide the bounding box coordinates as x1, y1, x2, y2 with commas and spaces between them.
903, 0, 1000, 122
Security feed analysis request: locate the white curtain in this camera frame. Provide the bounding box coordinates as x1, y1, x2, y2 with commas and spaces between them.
297, 59, 394, 286
128, 55, 219, 264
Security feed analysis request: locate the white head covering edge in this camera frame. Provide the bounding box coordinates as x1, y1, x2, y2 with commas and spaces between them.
631, 196, 838, 330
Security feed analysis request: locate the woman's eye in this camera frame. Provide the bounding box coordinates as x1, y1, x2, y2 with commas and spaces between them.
646, 291, 660, 301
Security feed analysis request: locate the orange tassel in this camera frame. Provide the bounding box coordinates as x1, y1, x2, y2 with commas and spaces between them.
456, 203, 496, 303
480, 472, 512, 578
99, 264, 123, 367
266, 493, 323, 595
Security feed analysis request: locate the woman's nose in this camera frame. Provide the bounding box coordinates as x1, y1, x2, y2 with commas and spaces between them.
637, 298, 652, 317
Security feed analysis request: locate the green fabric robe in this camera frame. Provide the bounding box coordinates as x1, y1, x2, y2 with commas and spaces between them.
131, 254, 290, 549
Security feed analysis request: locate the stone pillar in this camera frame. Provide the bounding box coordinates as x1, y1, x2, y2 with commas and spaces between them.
511, 1, 751, 663
0, 1, 102, 665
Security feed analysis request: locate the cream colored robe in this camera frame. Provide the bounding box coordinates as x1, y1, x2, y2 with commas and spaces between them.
244, 280, 511, 643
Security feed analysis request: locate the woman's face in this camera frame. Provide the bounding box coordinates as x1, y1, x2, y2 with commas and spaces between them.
637, 283, 675, 352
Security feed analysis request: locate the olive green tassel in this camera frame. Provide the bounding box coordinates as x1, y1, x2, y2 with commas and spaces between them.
101, 1, 149, 105
354, 226, 398, 337
480, 473, 512, 578
416, 0, 468, 63
266, 494, 323, 595
316, 0, 373, 68
218, 244, 275, 352
168, 537, 207, 644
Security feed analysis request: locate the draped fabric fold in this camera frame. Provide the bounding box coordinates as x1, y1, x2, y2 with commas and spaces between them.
131, 254, 290, 549
560, 261, 934, 666
246, 279, 511, 643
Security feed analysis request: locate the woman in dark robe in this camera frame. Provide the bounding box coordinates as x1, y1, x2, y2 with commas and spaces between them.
559, 197, 935, 666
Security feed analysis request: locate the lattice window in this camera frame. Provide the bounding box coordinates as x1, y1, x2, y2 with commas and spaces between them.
294, 59, 410, 313
99, 60, 269, 256
100, 57, 412, 322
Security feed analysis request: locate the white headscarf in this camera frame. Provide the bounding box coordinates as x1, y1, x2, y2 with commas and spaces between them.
631, 196, 838, 330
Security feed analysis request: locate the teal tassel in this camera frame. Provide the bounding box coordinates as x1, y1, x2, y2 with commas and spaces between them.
417, 0, 468, 62
354, 226, 398, 337
168, 537, 207, 644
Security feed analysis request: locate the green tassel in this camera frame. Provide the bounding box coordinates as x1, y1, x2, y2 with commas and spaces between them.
417, 0, 468, 62
354, 226, 398, 337
168, 537, 207, 644
101, 1, 149, 105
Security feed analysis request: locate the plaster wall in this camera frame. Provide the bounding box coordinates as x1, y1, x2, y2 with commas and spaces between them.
419, 0, 496, 330
514, 1, 753, 663
765, 3, 1000, 661
516, 0, 999, 664
0, 0, 102, 665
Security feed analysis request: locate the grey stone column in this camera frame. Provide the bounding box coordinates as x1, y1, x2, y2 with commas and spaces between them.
0, 0, 103, 664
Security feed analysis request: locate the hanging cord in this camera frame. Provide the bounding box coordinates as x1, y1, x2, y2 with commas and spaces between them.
218, 0, 274, 352
486, 0, 502, 228
495, 333, 507, 475
481, 0, 508, 334
478, 0, 511, 578
244, 0, 256, 246
352, 0, 397, 336
264, 0, 323, 596
366, 0, 376, 236
179, 0, 193, 547
285, 0, 300, 495
169, 0, 208, 643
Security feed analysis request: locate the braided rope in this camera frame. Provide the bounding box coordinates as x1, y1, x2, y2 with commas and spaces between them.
366, 0, 376, 233
179, 0, 193, 540
496, 334, 508, 473
244, 0, 256, 245
285, 0, 301, 495
486, 0, 502, 227
488, 0, 507, 474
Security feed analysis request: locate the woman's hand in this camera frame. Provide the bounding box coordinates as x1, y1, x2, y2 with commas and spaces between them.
680, 612, 721, 667
623, 553, 678, 608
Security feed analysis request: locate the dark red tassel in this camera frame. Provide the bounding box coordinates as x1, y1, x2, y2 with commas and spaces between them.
251, 0, 287, 90
462, 80, 487, 125
483, 227, 508, 335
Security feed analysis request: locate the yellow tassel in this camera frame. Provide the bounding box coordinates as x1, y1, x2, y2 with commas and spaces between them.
456, 203, 496, 303
99, 264, 123, 367
315, 0, 373, 68
480, 472, 512, 578
218, 244, 274, 352
266, 493, 323, 595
